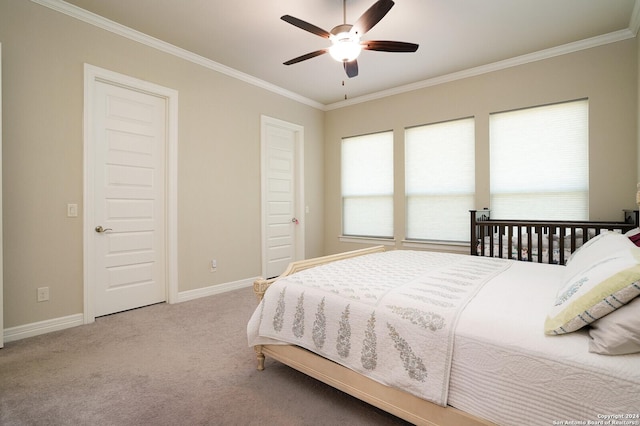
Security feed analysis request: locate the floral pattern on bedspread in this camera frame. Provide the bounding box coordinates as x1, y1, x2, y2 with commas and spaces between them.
247, 250, 511, 405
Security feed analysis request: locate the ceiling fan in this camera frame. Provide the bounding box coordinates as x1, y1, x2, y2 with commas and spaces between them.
281, 0, 419, 78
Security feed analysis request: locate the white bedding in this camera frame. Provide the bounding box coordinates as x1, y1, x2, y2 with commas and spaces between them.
450, 261, 640, 425
248, 251, 640, 425
248, 250, 511, 405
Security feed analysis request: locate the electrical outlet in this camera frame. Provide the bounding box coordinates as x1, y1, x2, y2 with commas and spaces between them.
210, 259, 217, 272
37, 287, 50, 302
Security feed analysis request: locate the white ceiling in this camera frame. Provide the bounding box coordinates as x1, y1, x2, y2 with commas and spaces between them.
58, 0, 639, 108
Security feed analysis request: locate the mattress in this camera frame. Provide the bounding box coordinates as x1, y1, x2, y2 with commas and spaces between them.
449, 261, 640, 425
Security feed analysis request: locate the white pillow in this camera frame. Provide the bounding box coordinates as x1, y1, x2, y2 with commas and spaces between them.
564, 232, 631, 283
589, 297, 640, 355
545, 235, 640, 335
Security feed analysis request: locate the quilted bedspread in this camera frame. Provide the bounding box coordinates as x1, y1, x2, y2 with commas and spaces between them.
247, 250, 511, 405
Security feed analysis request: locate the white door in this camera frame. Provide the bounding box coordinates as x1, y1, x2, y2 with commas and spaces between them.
261, 116, 305, 279
91, 81, 167, 317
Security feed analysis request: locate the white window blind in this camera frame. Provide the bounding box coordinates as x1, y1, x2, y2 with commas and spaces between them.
405, 117, 475, 242
490, 99, 589, 220
341, 132, 394, 238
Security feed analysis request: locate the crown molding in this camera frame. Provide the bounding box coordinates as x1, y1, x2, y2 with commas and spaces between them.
30, 0, 325, 110
31, 0, 639, 112
325, 28, 637, 110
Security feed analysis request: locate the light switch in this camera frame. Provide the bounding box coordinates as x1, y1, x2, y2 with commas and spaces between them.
67, 203, 78, 217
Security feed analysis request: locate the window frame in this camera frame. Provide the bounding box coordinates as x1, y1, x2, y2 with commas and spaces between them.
340, 130, 395, 240
489, 98, 589, 221
404, 116, 476, 243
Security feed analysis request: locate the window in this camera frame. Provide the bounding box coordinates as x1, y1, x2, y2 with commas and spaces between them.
341, 131, 394, 238
490, 99, 589, 220
405, 117, 475, 242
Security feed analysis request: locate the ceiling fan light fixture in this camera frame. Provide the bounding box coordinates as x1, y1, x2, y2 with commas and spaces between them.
281, 0, 418, 77
329, 33, 362, 62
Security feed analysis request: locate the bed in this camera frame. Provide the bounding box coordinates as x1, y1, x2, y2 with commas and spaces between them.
470, 209, 639, 264
248, 235, 640, 425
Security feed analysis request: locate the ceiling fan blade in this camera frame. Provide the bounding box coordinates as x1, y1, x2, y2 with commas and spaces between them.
344, 60, 359, 78
351, 0, 395, 36
281, 15, 331, 39
283, 49, 328, 65
362, 40, 419, 53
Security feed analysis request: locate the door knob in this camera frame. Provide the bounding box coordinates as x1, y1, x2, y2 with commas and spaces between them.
95, 226, 113, 233
291, 218, 299, 224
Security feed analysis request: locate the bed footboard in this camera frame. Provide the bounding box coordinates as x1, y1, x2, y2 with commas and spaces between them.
470, 209, 639, 264
252, 245, 385, 302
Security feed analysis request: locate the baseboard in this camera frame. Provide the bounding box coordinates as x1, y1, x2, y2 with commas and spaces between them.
176, 276, 256, 303
3, 277, 258, 343
4, 313, 84, 343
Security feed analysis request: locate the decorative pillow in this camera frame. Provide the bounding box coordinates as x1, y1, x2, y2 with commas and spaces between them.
625, 227, 640, 247
588, 297, 640, 355
545, 239, 640, 335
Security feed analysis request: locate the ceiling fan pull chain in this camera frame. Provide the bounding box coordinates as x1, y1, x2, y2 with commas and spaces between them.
343, 0, 347, 24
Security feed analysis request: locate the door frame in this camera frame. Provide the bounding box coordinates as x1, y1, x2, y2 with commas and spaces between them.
260, 115, 305, 278
0, 43, 4, 348
83, 64, 179, 324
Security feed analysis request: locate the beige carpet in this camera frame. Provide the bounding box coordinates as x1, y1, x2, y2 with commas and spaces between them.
0, 287, 409, 425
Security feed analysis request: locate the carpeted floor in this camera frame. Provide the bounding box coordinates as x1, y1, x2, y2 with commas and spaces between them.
0, 286, 410, 425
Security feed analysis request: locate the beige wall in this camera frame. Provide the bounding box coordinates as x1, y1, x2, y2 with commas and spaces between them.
0, 0, 324, 328
325, 39, 638, 255
1, 0, 638, 332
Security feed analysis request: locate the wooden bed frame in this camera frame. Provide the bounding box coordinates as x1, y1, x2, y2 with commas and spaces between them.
251, 210, 640, 424
252, 246, 494, 426
470, 209, 639, 264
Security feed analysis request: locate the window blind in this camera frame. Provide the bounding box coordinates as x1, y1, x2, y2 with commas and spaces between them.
405, 117, 475, 242
341, 132, 394, 238
490, 99, 589, 220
